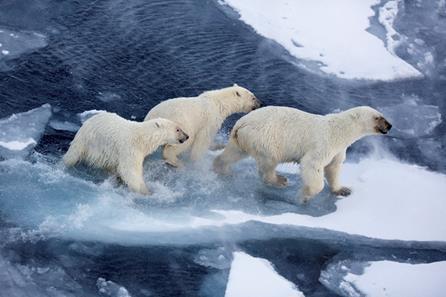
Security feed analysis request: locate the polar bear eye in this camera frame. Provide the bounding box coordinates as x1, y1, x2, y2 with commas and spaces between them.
176, 128, 180, 132
235, 91, 241, 97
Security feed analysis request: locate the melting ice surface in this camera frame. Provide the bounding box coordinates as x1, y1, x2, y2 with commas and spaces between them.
220, 0, 422, 80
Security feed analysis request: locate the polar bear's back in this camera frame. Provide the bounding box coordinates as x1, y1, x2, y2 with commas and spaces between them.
145, 97, 209, 134
72, 112, 137, 169
233, 106, 325, 162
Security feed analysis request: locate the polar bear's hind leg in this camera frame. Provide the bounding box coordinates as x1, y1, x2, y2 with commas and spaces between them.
256, 157, 288, 188
299, 157, 325, 203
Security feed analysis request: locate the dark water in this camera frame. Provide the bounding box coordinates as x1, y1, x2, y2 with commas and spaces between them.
1, 0, 446, 296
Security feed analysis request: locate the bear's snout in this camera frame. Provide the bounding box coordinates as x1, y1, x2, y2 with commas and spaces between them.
376, 117, 392, 134
179, 131, 189, 144
252, 97, 262, 110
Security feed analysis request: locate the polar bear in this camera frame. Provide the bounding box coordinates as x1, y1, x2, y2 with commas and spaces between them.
63, 112, 188, 195
144, 84, 261, 167
213, 106, 392, 203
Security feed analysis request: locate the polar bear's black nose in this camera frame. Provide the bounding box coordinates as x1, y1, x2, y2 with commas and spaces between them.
179, 132, 189, 143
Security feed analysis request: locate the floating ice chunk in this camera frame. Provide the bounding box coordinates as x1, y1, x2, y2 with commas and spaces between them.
220, 0, 422, 80
0, 28, 47, 64
381, 100, 442, 137
225, 252, 304, 297
97, 277, 132, 297
49, 120, 80, 132
97, 91, 122, 102
0, 104, 51, 159
194, 247, 232, 269
78, 109, 106, 123
323, 260, 446, 297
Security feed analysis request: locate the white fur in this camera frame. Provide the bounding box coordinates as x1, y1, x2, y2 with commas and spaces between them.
144, 84, 261, 167
63, 112, 188, 195
214, 106, 390, 203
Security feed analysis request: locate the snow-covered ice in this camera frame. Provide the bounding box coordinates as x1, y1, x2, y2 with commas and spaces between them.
225, 252, 304, 297
0, 104, 52, 159
197, 157, 446, 242
343, 261, 446, 297
220, 0, 422, 80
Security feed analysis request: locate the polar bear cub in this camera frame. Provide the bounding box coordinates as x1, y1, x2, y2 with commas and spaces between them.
213, 106, 392, 203
63, 112, 188, 195
144, 84, 261, 167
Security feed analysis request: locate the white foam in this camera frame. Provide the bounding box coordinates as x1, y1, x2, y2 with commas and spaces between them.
220, 0, 422, 80
225, 252, 304, 297
344, 261, 446, 297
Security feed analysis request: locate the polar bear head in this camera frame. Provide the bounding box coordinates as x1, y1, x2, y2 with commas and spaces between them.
229, 84, 262, 112
204, 84, 262, 115
348, 106, 392, 135
151, 118, 189, 145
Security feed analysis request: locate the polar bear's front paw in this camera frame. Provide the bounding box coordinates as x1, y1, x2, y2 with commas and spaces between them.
332, 187, 352, 197
265, 174, 288, 188
274, 174, 288, 187
165, 159, 184, 168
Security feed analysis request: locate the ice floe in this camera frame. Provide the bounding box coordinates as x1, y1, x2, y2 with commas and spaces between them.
322, 260, 446, 297
0, 104, 52, 159
220, 0, 422, 80
0, 28, 47, 66
225, 252, 304, 297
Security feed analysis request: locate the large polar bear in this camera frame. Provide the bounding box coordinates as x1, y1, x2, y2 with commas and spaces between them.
213, 106, 392, 203
63, 112, 189, 195
144, 84, 261, 167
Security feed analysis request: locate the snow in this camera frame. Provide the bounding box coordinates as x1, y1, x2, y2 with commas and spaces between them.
220, 0, 422, 80
344, 261, 446, 297
0, 104, 52, 159
197, 157, 446, 242
225, 252, 304, 297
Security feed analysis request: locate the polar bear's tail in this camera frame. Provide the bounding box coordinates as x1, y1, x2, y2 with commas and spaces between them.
213, 123, 248, 175
63, 140, 84, 167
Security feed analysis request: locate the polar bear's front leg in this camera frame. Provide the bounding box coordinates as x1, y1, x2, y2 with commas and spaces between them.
256, 157, 288, 188
190, 129, 212, 162
324, 150, 351, 197
299, 157, 325, 203
117, 158, 150, 195
163, 141, 192, 168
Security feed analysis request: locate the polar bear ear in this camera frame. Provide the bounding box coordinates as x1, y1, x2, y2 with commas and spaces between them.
233, 83, 239, 87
